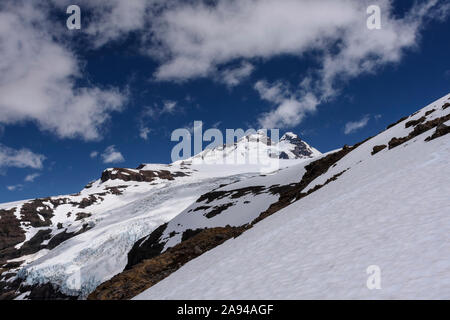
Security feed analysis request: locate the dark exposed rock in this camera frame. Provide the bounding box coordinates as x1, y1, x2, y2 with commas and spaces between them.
279, 133, 317, 158
84, 181, 94, 189
46, 224, 93, 250
372, 145, 387, 155
442, 103, 450, 110
405, 116, 426, 128
105, 186, 127, 195
196, 186, 265, 204
204, 203, 234, 218
78, 195, 98, 209
389, 113, 450, 149
425, 123, 450, 141
46, 231, 76, 250
425, 109, 436, 116
101, 168, 188, 183
75, 212, 92, 221
279, 151, 290, 159
20, 199, 54, 228
20, 283, 78, 300
18, 229, 52, 256
0, 209, 25, 253
193, 206, 211, 212
0, 290, 19, 300
194, 246, 203, 255
181, 228, 204, 242
386, 116, 408, 129
125, 223, 168, 270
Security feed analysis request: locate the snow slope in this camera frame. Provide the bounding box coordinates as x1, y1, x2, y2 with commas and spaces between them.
135, 95, 450, 299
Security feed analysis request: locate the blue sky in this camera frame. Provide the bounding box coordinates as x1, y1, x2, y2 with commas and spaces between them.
0, 0, 449, 203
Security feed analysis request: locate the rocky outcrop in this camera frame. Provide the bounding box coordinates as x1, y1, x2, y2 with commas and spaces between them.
0, 209, 25, 261
100, 168, 187, 183
125, 223, 168, 270
372, 145, 387, 155
389, 113, 450, 149
425, 123, 450, 141
279, 133, 318, 158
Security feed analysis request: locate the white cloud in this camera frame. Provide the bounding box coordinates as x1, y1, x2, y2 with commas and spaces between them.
161, 101, 178, 114
344, 115, 371, 134
0, 144, 45, 169
142, 101, 179, 122
255, 80, 318, 128
140, 127, 151, 140
90, 151, 99, 158
220, 62, 254, 87
0, 1, 127, 141
101, 145, 125, 164
24, 173, 41, 182
7, 184, 23, 191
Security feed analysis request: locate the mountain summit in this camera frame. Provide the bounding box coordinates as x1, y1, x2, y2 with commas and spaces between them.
185, 130, 321, 167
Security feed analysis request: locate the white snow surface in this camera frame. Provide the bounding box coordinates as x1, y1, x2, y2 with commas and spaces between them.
135, 94, 450, 300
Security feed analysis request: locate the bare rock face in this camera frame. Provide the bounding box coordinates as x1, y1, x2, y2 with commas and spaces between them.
0, 209, 25, 256
279, 133, 319, 158
100, 168, 187, 183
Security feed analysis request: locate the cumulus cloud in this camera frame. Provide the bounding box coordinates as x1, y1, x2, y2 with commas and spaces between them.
0, 1, 127, 141
255, 80, 318, 128
7, 184, 23, 192
0, 144, 45, 169
161, 101, 178, 114
344, 115, 371, 134
24, 173, 41, 182
139, 127, 151, 140
101, 145, 125, 164
90, 151, 99, 158
220, 62, 254, 87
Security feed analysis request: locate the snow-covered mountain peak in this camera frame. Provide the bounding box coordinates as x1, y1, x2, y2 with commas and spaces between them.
185, 130, 321, 167
280, 132, 298, 140
278, 132, 322, 159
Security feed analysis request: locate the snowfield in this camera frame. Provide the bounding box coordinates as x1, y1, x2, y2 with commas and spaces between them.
135, 95, 450, 300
